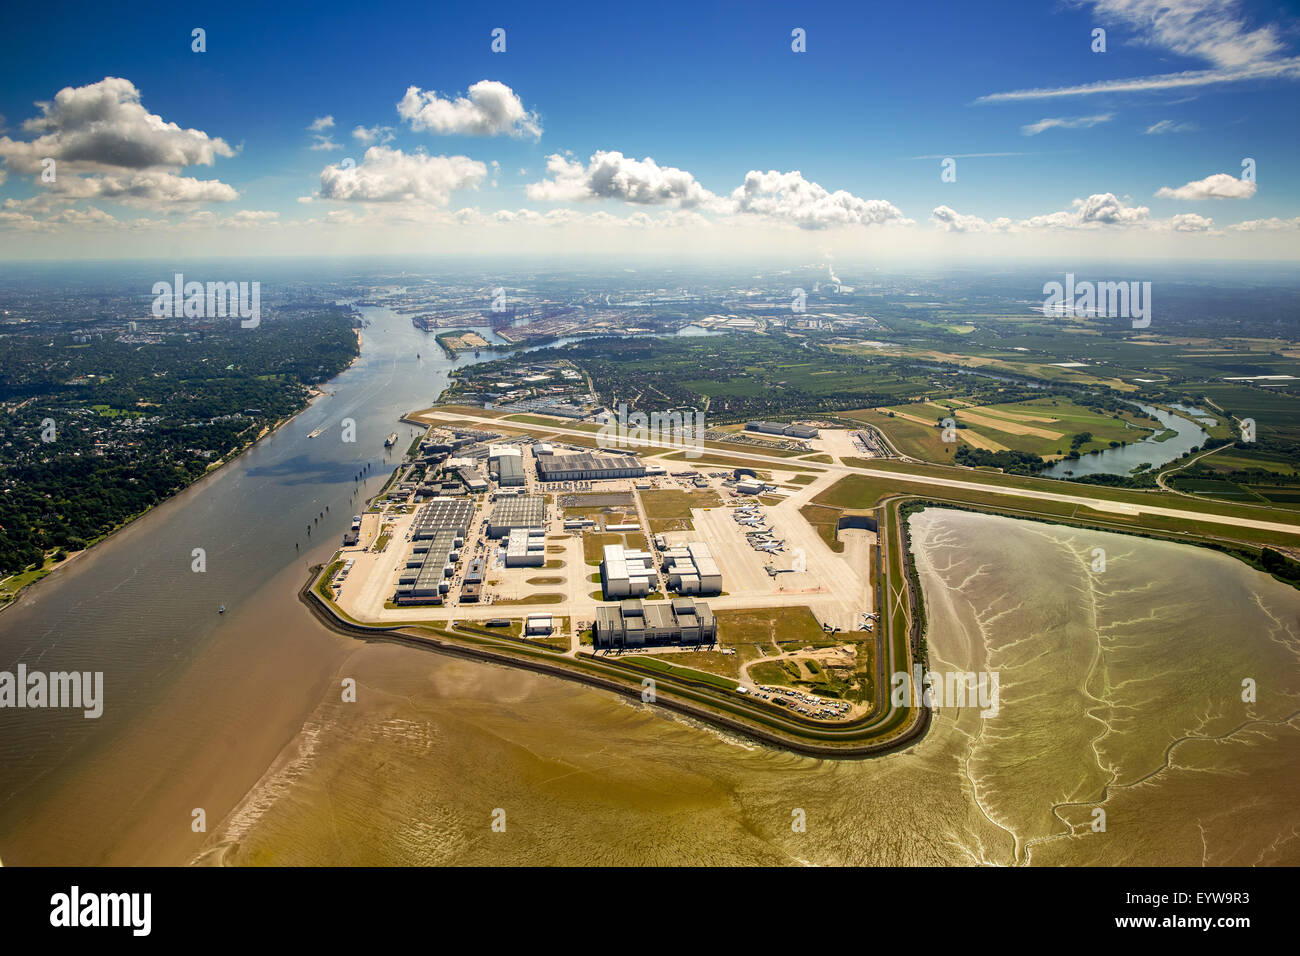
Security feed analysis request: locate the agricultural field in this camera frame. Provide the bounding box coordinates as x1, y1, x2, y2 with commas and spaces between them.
1199, 449, 1299, 477
561, 334, 939, 419
861, 395, 1159, 463
1197, 383, 1300, 452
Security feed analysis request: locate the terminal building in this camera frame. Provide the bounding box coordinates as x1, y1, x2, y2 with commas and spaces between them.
660, 541, 723, 595
745, 421, 820, 439
601, 543, 656, 597
593, 598, 717, 648
487, 494, 546, 538
536, 453, 647, 482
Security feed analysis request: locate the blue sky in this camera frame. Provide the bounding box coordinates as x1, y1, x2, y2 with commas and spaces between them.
1, 0, 1298, 260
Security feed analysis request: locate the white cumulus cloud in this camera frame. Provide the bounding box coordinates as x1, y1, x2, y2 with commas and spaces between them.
1227, 216, 1300, 231
526, 151, 722, 209
352, 125, 394, 145
1167, 212, 1216, 231
1020, 193, 1151, 229
527, 152, 908, 230
729, 170, 910, 230
398, 81, 541, 139
318, 146, 486, 204
51, 171, 238, 203
1156, 172, 1256, 199
930, 205, 1012, 233
0, 77, 234, 174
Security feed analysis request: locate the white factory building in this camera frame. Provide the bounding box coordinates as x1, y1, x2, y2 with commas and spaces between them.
660, 541, 723, 595
488, 444, 526, 487
601, 543, 656, 598
504, 528, 546, 567
524, 614, 553, 635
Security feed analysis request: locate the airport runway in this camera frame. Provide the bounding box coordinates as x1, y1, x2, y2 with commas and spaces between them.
412, 409, 1300, 538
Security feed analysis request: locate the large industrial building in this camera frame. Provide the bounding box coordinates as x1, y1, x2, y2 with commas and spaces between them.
396, 529, 464, 605
488, 443, 522, 463
785, 423, 820, 439
504, 528, 546, 567
455, 466, 488, 493
492, 457, 525, 486
660, 541, 723, 595
395, 498, 474, 605
593, 598, 717, 648
745, 421, 820, 439
487, 444, 526, 486
487, 494, 546, 538
601, 543, 656, 597
536, 453, 647, 482
410, 498, 474, 540
524, 614, 554, 635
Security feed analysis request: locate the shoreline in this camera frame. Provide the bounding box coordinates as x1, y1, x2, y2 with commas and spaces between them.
297, 567, 933, 760
0, 342, 360, 613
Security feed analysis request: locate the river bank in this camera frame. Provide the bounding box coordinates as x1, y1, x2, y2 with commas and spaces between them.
0, 373, 351, 613
0, 308, 388, 864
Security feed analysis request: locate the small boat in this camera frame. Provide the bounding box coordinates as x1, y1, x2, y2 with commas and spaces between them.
218, 605, 226, 614
307, 426, 324, 439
